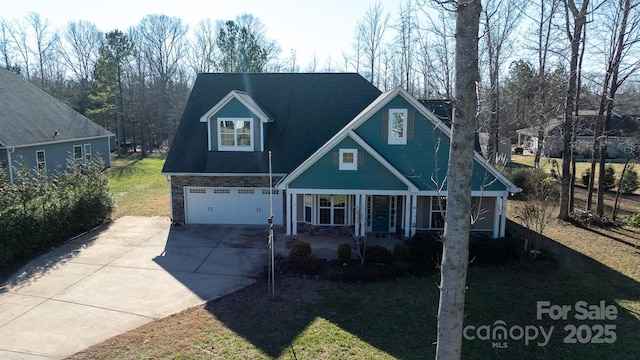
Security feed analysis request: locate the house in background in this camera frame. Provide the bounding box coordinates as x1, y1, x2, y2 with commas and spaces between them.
516, 111, 640, 158
162, 73, 520, 246
0, 68, 113, 182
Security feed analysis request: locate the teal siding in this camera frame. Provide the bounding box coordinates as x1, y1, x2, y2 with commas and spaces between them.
208, 98, 262, 151
288, 137, 409, 190
354, 95, 507, 192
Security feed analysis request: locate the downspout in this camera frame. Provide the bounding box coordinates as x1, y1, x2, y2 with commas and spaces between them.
7, 147, 15, 183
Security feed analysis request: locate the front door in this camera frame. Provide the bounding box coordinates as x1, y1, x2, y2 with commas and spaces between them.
372, 195, 389, 232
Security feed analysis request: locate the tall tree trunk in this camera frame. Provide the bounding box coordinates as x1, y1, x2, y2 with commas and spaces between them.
559, 0, 589, 221
435, 1, 480, 359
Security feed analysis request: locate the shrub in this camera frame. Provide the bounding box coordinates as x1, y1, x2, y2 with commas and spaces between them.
504, 168, 549, 197
405, 234, 442, 275
603, 165, 616, 190
337, 243, 352, 263
620, 166, 639, 193
627, 212, 640, 228
365, 245, 393, 264
0, 157, 114, 268
582, 169, 591, 186
393, 243, 411, 262
288, 240, 312, 258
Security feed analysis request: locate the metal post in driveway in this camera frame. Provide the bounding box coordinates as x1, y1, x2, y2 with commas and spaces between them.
268, 151, 275, 298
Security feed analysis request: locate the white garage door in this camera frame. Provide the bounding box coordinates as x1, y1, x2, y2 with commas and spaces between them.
184, 187, 283, 225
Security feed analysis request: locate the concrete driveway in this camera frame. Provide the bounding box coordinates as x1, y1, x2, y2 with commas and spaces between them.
0, 216, 270, 359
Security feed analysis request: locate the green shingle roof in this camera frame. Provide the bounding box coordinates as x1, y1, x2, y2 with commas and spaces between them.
162, 73, 382, 174
0, 68, 112, 148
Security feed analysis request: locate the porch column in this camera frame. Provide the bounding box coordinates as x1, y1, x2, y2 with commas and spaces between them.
404, 195, 411, 238
500, 194, 508, 238
411, 194, 417, 237
286, 192, 292, 235
291, 193, 298, 235
359, 194, 367, 237
354, 194, 361, 237
493, 196, 501, 238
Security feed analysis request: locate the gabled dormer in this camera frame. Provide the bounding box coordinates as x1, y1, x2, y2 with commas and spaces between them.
200, 90, 272, 152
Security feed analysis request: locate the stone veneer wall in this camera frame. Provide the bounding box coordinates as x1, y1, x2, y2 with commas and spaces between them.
169, 175, 283, 224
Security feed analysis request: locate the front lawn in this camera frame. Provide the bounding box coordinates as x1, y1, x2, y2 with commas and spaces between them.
68, 203, 640, 359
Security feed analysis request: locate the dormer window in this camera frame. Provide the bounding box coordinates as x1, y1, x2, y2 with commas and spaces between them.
218, 118, 253, 151
388, 109, 408, 145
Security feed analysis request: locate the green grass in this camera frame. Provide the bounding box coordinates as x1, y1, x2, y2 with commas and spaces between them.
511, 155, 631, 182
106, 155, 169, 218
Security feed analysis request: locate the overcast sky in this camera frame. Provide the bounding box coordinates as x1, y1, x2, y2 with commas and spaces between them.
4, 0, 402, 67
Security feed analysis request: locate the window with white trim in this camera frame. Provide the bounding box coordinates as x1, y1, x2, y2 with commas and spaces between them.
304, 194, 313, 222
83, 144, 91, 161
319, 194, 346, 225
431, 196, 447, 229
73, 145, 83, 160
339, 149, 358, 170
36, 150, 46, 170
388, 109, 408, 145
218, 118, 253, 151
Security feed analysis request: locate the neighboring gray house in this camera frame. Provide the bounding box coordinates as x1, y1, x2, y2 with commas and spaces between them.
0, 68, 113, 182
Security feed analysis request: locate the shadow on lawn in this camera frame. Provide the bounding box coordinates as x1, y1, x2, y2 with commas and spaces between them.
158, 219, 639, 359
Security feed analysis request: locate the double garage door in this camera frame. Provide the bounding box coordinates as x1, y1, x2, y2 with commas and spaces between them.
184, 187, 283, 225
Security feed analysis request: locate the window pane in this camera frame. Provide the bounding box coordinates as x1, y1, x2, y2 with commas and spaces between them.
37, 151, 45, 162
333, 195, 346, 208
334, 209, 345, 224
431, 212, 445, 228
220, 134, 235, 146
342, 152, 354, 164
432, 196, 447, 210
74, 146, 82, 159
305, 206, 312, 222
319, 209, 331, 224
237, 121, 251, 133
220, 121, 235, 133
392, 112, 404, 138
237, 134, 251, 146
319, 195, 331, 207
304, 194, 312, 206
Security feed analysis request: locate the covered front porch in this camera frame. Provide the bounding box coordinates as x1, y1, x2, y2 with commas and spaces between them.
283, 191, 510, 240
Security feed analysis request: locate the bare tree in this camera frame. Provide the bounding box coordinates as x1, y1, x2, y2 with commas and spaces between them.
187, 19, 218, 75
417, 4, 456, 98
592, 0, 640, 217
481, 0, 527, 164
435, 1, 481, 359
357, 1, 390, 86
528, 0, 564, 169
393, 0, 417, 94
134, 14, 189, 154
25, 12, 58, 88
59, 21, 102, 82
559, 0, 591, 220
6, 17, 33, 80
